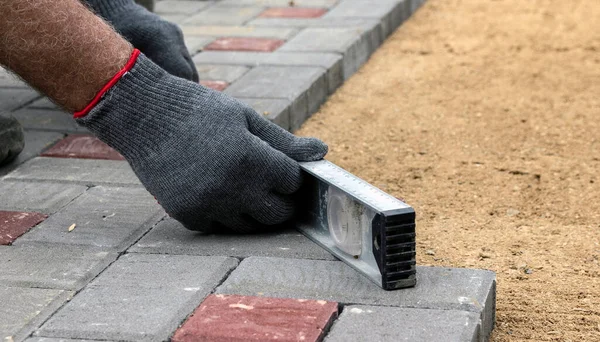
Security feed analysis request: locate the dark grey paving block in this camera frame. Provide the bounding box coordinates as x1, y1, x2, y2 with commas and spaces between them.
0, 130, 64, 177
195, 64, 250, 82
183, 6, 264, 25
193, 51, 341, 69
279, 24, 382, 80
325, 306, 480, 342
0, 246, 117, 290
2, 157, 141, 187
216, 0, 338, 7
248, 17, 385, 28
278, 27, 376, 55
193, 51, 343, 94
0, 68, 28, 88
0, 287, 72, 342
14, 186, 165, 251
26, 339, 104, 342
0, 181, 86, 214
28, 97, 59, 110
129, 217, 336, 260
225, 66, 327, 131
155, 0, 211, 15
182, 25, 297, 39
185, 36, 215, 55
0, 88, 40, 112
11, 108, 88, 133
323, 0, 408, 38
238, 97, 291, 131
36, 254, 238, 341
217, 258, 496, 340
159, 14, 190, 25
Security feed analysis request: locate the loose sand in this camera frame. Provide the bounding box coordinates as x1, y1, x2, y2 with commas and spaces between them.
298, 0, 600, 340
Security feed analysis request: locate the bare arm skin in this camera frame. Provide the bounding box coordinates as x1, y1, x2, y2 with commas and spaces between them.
0, 0, 133, 111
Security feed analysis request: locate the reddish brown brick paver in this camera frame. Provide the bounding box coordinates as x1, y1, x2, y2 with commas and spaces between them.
204, 38, 285, 52
200, 80, 229, 91
172, 294, 338, 342
0, 211, 47, 245
260, 7, 328, 18
41, 134, 124, 160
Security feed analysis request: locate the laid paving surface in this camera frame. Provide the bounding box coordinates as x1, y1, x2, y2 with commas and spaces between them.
0, 0, 496, 341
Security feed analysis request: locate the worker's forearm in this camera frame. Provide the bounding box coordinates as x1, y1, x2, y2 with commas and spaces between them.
0, 0, 133, 111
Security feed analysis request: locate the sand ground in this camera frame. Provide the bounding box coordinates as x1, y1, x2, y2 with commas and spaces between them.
298, 0, 600, 340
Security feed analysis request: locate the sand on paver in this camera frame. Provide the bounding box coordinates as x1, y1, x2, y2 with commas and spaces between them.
298, 0, 600, 341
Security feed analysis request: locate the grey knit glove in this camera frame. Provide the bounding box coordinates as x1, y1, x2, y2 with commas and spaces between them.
76, 54, 328, 233
84, 0, 198, 82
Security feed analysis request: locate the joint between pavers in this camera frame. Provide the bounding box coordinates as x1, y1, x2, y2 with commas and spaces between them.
5, 94, 43, 113
239, 8, 267, 27
26, 249, 149, 338
12, 290, 75, 342
319, 303, 344, 341
0, 177, 145, 188
122, 213, 170, 253
163, 256, 241, 342
111, 211, 168, 253
335, 301, 481, 313
35, 182, 93, 216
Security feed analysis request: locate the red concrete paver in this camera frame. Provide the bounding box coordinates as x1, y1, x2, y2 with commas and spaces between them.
260, 7, 328, 18
172, 294, 338, 342
204, 38, 285, 52
41, 134, 124, 160
200, 80, 229, 91
0, 211, 47, 245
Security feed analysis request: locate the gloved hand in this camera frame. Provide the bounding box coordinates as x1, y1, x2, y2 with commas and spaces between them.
76, 53, 328, 233
84, 0, 198, 82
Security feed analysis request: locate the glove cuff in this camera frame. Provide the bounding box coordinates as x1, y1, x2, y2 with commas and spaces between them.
83, 0, 138, 19
74, 48, 141, 119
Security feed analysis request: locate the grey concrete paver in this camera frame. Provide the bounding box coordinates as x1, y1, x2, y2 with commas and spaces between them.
130, 217, 336, 260
2, 157, 141, 186
248, 17, 385, 28
183, 6, 265, 26
193, 51, 343, 94
13, 186, 164, 251
155, 0, 212, 15
184, 36, 215, 55
323, 0, 408, 38
193, 51, 341, 69
325, 306, 480, 342
225, 66, 327, 130
182, 25, 297, 39
0, 88, 40, 112
36, 254, 238, 341
10, 109, 88, 133
26, 339, 105, 342
195, 64, 250, 82
159, 14, 190, 25
0, 181, 86, 214
238, 97, 291, 130
279, 24, 381, 79
216, 0, 339, 7
0, 246, 117, 290
0, 287, 73, 342
0, 130, 64, 177
0, 68, 28, 88
28, 97, 59, 110
216, 257, 496, 339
